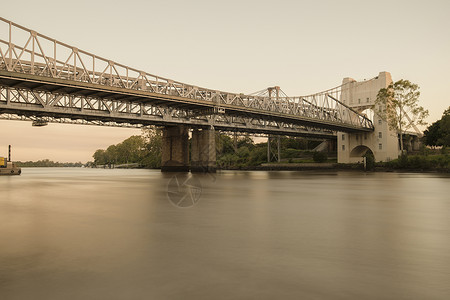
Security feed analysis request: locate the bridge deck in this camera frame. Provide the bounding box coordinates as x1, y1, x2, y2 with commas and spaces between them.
0, 16, 374, 137
0, 70, 373, 135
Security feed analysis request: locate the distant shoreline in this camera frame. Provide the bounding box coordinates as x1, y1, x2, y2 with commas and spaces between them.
17, 161, 449, 173
218, 163, 449, 173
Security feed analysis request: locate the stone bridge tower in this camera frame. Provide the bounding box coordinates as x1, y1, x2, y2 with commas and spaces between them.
338, 72, 400, 163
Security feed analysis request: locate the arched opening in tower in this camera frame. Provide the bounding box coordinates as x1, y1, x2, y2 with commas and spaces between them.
350, 145, 374, 158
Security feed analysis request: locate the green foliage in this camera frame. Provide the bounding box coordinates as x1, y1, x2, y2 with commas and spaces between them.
237, 136, 254, 149
424, 106, 450, 147
216, 135, 261, 168
92, 127, 162, 168
248, 145, 267, 165
424, 120, 442, 146
282, 148, 303, 158
93, 135, 145, 165
216, 135, 330, 167
280, 137, 309, 150
236, 146, 250, 158
141, 127, 162, 168
91, 131, 334, 169
363, 152, 375, 170
397, 153, 409, 168
217, 153, 239, 168
376, 79, 429, 152
16, 159, 83, 167
216, 134, 235, 155
120, 136, 145, 163
384, 154, 449, 170
93, 149, 107, 165
312, 152, 327, 163
216, 134, 265, 168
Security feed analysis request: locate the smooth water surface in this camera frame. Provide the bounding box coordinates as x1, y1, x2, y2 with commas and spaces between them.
1, 168, 450, 299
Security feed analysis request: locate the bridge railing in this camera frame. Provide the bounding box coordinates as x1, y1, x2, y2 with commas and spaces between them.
0, 17, 373, 130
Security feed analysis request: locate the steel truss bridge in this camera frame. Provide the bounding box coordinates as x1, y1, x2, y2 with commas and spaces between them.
0, 17, 374, 138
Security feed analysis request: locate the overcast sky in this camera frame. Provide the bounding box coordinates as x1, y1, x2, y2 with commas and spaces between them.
1, 0, 449, 162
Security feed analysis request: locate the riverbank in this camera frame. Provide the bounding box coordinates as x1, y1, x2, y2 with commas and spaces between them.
227, 154, 450, 173
217, 161, 449, 173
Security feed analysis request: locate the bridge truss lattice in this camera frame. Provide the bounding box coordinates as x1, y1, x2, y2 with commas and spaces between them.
0, 17, 373, 137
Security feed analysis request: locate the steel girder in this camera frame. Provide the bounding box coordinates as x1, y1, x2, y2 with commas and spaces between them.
0, 17, 374, 135
0, 86, 336, 139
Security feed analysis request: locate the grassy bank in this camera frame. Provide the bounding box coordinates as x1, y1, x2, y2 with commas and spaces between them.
375, 154, 449, 172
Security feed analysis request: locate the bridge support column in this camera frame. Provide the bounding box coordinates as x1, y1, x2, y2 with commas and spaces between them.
411, 135, 421, 152
267, 135, 281, 163
161, 125, 189, 172
191, 127, 216, 173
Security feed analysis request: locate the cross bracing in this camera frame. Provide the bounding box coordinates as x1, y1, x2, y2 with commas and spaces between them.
0, 17, 373, 136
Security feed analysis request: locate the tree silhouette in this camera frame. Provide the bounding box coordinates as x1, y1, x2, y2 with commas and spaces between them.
375, 79, 428, 153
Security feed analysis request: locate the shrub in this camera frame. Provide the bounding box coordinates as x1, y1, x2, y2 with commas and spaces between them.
313, 152, 327, 163
363, 152, 375, 170
398, 154, 408, 168
282, 148, 303, 158
382, 154, 449, 170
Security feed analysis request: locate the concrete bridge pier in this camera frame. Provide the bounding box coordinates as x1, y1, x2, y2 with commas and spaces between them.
161, 125, 190, 172
405, 135, 422, 152
191, 127, 216, 173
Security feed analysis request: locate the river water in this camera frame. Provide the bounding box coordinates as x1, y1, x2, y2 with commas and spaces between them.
0, 168, 449, 299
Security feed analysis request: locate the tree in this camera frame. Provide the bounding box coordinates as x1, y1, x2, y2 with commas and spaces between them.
375, 79, 429, 153
216, 134, 235, 155
93, 149, 107, 165
440, 108, 450, 147
141, 127, 162, 168
92, 136, 146, 166
119, 136, 146, 163
106, 145, 118, 164
424, 119, 442, 147
313, 152, 327, 163
424, 107, 450, 147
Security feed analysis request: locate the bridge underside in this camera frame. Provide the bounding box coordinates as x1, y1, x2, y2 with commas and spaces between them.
0, 71, 373, 136
0, 72, 373, 172
0, 16, 376, 171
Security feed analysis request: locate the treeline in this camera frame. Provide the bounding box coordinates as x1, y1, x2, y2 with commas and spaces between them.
93, 129, 162, 168
91, 128, 323, 169
424, 107, 450, 147
16, 159, 84, 167
91, 126, 449, 172
215, 135, 323, 168
382, 154, 449, 171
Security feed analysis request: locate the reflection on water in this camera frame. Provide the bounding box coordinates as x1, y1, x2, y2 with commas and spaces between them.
1, 168, 449, 299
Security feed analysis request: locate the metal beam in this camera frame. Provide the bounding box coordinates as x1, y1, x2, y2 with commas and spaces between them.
0, 16, 375, 137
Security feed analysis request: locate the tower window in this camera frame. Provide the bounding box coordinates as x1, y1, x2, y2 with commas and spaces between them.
342, 134, 345, 141
366, 97, 370, 102
379, 143, 382, 150
342, 145, 345, 151
379, 132, 382, 138
378, 119, 382, 125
